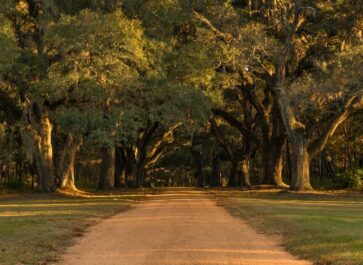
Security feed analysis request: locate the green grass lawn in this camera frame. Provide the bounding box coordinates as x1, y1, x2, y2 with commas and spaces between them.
212, 189, 363, 265
0, 192, 146, 265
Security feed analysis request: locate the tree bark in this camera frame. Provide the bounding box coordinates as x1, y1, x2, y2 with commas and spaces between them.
59, 143, 78, 190
114, 147, 127, 188
289, 134, 312, 190
240, 158, 251, 186
29, 113, 55, 192
275, 87, 313, 191
135, 164, 146, 187
237, 80, 287, 188
211, 152, 220, 186
229, 158, 239, 187
210, 118, 241, 187
59, 135, 80, 191
129, 122, 159, 188
133, 146, 147, 188
263, 137, 287, 187
123, 147, 135, 187
271, 0, 313, 191
258, 107, 287, 187
98, 147, 115, 190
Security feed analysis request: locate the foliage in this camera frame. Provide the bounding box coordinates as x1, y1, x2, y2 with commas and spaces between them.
339, 168, 363, 189
0, 0, 361, 191
0, 14, 19, 74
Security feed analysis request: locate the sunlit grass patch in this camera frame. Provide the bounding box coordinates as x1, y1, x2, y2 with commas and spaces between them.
0, 193, 145, 265
213, 189, 363, 265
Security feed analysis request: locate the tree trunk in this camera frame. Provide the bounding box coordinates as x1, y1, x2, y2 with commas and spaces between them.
134, 161, 146, 188
286, 140, 292, 184
274, 81, 313, 191
261, 109, 287, 187
263, 139, 287, 187
229, 159, 239, 187
30, 115, 55, 192
272, 1, 313, 191
133, 144, 151, 188
59, 144, 77, 190
123, 147, 136, 187
240, 158, 251, 186
211, 153, 220, 187
289, 136, 312, 191
55, 132, 81, 191
15, 155, 24, 187
98, 147, 115, 190
115, 147, 127, 188
323, 151, 336, 178
197, 173, 205, 187
59, 142, 79, 190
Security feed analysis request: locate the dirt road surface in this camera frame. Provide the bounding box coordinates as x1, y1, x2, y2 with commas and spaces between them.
55, 189, 311, 265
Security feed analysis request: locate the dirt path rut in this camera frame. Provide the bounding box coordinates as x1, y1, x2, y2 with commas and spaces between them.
55, 190, 311, 265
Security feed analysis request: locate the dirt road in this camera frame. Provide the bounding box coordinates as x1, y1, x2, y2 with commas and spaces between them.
56, 189, 311, 265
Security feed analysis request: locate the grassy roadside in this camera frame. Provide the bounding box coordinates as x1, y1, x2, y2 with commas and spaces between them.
212, 189, 363, 265
0, 191, 148, 265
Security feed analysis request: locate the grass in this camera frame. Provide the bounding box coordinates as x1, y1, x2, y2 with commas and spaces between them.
212, 189, 363, 265
0, 191, 147, 265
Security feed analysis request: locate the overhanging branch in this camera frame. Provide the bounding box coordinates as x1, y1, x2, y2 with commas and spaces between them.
193, 11, 232, 42
308, 83, 363, 158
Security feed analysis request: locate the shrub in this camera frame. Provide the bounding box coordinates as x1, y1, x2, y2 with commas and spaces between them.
340, 168, 363, 189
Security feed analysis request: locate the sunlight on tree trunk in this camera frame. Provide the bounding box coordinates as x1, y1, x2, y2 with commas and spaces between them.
240, 158, 251, 187
29, 113, 55, 192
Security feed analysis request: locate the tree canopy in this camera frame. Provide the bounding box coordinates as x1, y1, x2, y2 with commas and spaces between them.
0, 0, 362, 192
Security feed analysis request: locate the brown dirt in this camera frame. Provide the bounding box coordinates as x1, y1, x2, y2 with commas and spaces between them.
55, 189, 312, 265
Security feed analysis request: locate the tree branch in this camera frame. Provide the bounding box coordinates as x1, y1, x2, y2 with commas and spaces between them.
210, 118, 234, 160
308, 84, 363, 158
212, 108, 259, 148
237, 84, 270, 126
146, 123, 182, 167
135, 122, 159, 165
307, 109, 349, 158
193, 11, 232, 42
